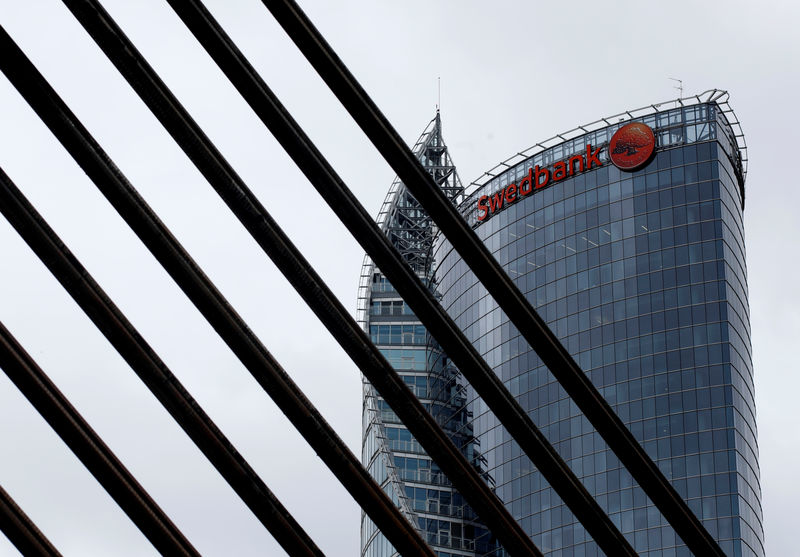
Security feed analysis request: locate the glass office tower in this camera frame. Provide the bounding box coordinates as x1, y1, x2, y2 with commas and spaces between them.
361, 91, 761, 557
433, 91, 761, 556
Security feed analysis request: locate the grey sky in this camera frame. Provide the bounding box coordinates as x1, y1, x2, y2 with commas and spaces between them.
0, 0, 796, 555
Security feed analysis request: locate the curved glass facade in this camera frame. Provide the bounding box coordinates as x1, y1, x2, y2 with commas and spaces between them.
432, 101, 762, 556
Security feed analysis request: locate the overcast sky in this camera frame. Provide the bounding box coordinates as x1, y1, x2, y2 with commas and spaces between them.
0, 1, 796, 555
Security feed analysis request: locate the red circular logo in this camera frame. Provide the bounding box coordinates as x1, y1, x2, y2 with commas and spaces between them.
608, 122, 655, 171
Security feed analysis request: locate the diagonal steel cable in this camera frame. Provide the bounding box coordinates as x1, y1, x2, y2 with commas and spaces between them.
0, 307, 198, 555
0, 21, 434, 557
0, 483, 62, 557
0, 34, 324, 557
261, 0, 725, 554
161, 0, 639, 554
59, 0, 634, 553
53, 0, 540, 553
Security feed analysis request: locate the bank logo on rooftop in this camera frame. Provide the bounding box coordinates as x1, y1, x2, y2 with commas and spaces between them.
476, 145, 603, 222
609, 122, 655, 171
475, 121, 656, 222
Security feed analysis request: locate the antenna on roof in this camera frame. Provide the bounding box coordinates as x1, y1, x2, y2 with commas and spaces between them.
437, 77, 441, 112
669, 77, 683, 98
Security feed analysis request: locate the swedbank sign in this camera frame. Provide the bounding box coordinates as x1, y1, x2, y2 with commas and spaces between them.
476, 145, 602, 222
476, 122, 655, 222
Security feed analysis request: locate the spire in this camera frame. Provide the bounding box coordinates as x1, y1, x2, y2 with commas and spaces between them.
383, 112, 463, 273
360, 111, 491, 557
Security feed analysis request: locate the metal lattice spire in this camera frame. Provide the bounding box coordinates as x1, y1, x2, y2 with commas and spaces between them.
360, 113, 495, 557
384, 112, 463, 274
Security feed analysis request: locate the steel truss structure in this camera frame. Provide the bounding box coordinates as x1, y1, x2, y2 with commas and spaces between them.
360, 114, 496, 555
0, 0, 737, 555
